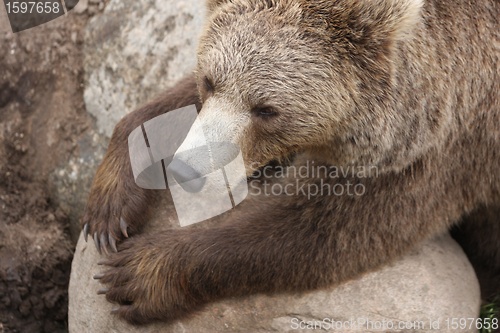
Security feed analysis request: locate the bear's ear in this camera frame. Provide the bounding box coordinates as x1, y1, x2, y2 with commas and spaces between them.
349, 0, 424, 43
206, 0, 231, 13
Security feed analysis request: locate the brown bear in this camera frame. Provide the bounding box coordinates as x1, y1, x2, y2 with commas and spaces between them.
82, 0, 500, 324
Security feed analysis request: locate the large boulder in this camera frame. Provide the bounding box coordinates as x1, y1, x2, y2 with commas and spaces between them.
83, 0, 206, 137
69, 193, 481, 333
50, 0, 205, 241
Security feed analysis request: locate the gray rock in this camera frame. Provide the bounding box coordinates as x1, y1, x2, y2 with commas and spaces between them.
83, 0, 206, 137
69, 192, 481, 332
73, 0, 89, 14
49, 129, 108, 242
0, 2, 11, 33
50, 0, 205, 241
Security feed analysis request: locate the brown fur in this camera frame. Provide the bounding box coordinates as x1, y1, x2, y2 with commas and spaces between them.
81, 76, 201, 251
83, 0, 500, 324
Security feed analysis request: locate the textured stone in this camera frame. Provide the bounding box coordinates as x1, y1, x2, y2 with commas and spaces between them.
69, 193, 481, 332
49, 129, 108, 242
51, 0, 205, 240
83, 0, 206, 137
0, 2, 11, 33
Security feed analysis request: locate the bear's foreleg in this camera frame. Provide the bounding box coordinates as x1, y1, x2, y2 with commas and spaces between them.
82, 75, 200, 254
96, 159, 467, 324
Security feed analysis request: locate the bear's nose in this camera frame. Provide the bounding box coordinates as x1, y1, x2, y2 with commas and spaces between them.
167, 158, 206, 193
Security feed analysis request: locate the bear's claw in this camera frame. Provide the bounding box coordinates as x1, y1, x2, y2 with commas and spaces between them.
97, 288, 109, 295
83, 221, 127, 254
94, 233, 196, 324
83, 223, 89, 242
119, 218, 129, 238
80, 150, 150, 255
93, 233, 101, 255
84, 220, 129, 254
100, 233, 110, 255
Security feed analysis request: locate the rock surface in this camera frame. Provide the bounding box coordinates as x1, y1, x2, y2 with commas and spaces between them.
50, 0, 206, 241
69, 193, 481, 333
49, 129, 108, 242
83, 0, 206, 137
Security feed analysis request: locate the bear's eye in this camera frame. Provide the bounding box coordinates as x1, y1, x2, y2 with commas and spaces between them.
251, 106, 278, 119
203, 76, 215, 92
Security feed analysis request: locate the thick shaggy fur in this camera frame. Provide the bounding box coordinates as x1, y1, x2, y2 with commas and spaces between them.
82, 0, 499, 324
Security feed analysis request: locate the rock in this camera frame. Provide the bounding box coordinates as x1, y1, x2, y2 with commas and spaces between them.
0, 2, 11, 33
49, 129, 108, 242
50, 0, 205, 241
73, 0, 89, 14
69, 191, 481, 333
83, 0, 206, 137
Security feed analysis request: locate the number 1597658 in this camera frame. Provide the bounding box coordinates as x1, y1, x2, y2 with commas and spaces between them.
6, 1, 61, 14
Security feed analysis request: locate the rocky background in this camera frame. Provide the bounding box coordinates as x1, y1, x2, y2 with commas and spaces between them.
0, 0, 491, 332
0, 3, 91, 332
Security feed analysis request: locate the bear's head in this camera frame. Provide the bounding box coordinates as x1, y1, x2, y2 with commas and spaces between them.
171, 0, 426, 187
